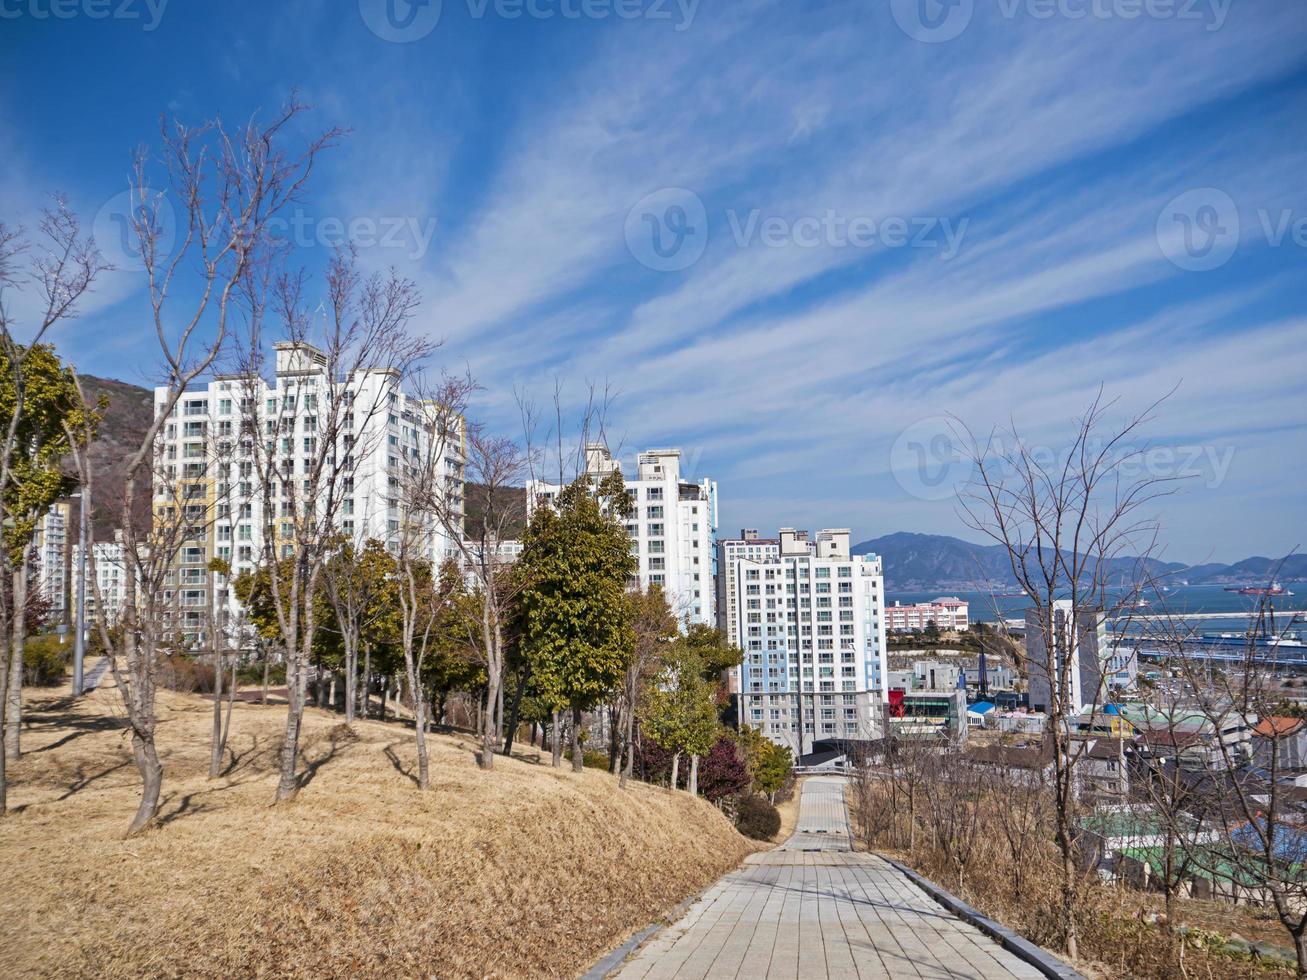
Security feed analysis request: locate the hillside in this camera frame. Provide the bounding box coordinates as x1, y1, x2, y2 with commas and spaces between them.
73, 374, 154, 538
0, 684, 755, 979
853, 531, 1305, 591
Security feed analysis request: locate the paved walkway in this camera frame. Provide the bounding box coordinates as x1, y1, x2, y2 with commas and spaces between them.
611, 777, 1044, 979
81, 656, 112, 692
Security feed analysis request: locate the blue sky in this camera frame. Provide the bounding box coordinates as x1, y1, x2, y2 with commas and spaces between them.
3, 0, 1305, 564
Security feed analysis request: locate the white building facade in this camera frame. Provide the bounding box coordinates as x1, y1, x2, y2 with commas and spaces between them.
716, 529, 780, 693
155, 342, 465, 641
733, 528, 889, 755
73, 537, 130, 627
34, 502, 71, 623
527, 444, 717, 627
1026, 599, 1110, 714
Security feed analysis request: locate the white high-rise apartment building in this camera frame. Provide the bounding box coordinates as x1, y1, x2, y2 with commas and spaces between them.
155, 341, 464, 640
733, 528, 889, 755
1026, 599, 1109, 714
716, 529, 780, 693
73, 536, 130, 627
527, 444, 717, 626
34, 502, 71, 623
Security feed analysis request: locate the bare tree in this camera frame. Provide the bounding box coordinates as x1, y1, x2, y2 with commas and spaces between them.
63, 100, 338, 834
955, 389, 1175, 958
320, 537, 391, 724
233, 249, 434, 802
1144, 564, 1307, 973
391, 376, 475, 787
0, 204, 106, 809
442, 429, 527, 770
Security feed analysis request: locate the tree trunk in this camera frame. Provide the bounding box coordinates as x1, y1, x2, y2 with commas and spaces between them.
220, 658, 236, 767
380, 674, 389, 722
620, 696, 636, 789
315, 654, 328, 709
275, 644, 306, 802
689, 753, 700, 796
6, 554, 29, 763
343, 635, 356, 725
0, 599, 9, 812
209, 649, 223, 778
480, 679, 497, 771
414, 694, 430, 790
670, 752, 680, 791
126, 729, 163, 835
609, 703, 621, 774
209, 569, 223, 779
328, 672, 337, 712
360, 642, 372, 719
571, 705, 584, 773
261, 650, 270, 705
502, 675, 526, 756
551, 709, 563, 768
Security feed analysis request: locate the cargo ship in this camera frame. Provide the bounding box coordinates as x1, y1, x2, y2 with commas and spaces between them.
1224, 582, 1295, 596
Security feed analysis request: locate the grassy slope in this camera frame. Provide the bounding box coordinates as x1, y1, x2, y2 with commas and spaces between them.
1, 683, 755, 979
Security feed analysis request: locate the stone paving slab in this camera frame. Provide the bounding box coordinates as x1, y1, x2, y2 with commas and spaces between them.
609, 777, 1046, 979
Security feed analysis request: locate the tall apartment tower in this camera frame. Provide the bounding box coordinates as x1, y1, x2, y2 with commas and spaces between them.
1025, 599, 1108, 714
34, 502, 72, 624
732, 528, 889, 756
526, 443, 718, 626
154, 341, 465, 643
716, 529, 780, 693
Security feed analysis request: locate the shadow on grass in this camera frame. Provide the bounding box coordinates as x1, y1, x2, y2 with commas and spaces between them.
383, 741, 421, 788
294, 725, 357, 792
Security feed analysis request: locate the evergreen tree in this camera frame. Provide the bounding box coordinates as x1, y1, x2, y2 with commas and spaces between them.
517, 471, 636, 771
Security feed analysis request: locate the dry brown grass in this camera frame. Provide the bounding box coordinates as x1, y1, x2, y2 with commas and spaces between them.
0, 681, 756, 979
848, 769, 1296, 980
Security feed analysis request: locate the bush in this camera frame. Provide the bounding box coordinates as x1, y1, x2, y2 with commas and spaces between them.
735, 792, 781, 841
238, 660, 286, 687
698, 735, 750, 803
158, 655, 216, 694
24, 634, 68, 686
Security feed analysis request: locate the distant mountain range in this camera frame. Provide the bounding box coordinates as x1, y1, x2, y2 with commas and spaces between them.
852, 531, 1306, 592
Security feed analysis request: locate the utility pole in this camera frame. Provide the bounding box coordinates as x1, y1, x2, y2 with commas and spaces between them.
72, 488, 88, 696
